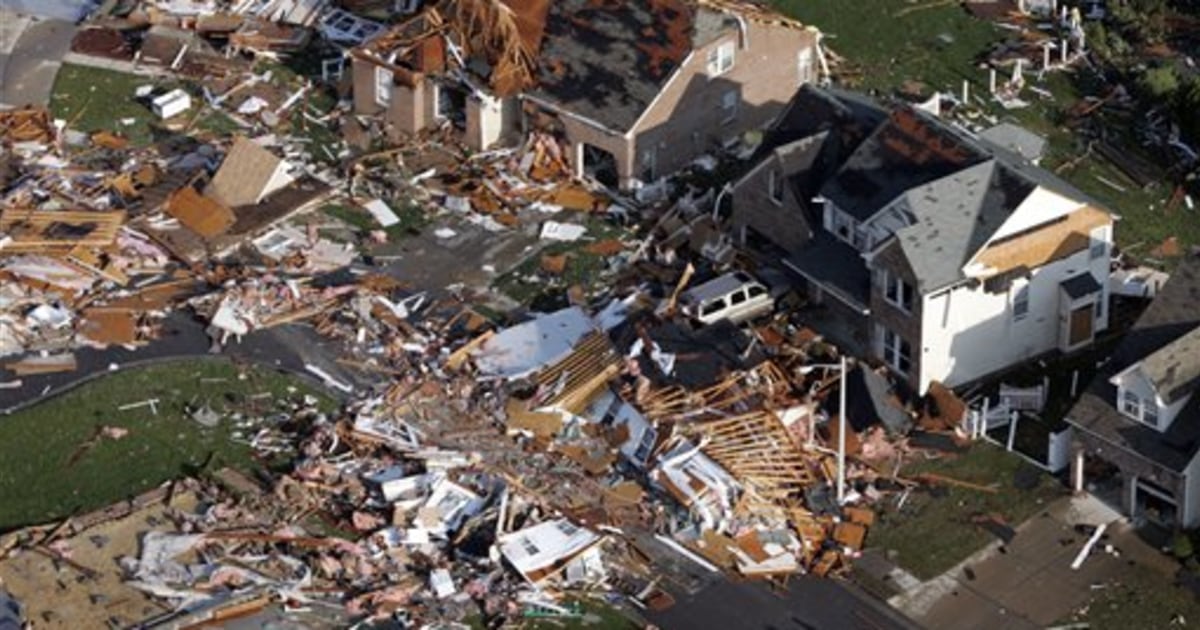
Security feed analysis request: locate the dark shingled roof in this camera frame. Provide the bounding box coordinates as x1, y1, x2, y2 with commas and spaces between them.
1066, 256, 1200, 473
758, 84, 887, 156
528, 1, 734, 132
1061, 272, 1103, 300
784, 231, 870, 310
820, 108, 991, 221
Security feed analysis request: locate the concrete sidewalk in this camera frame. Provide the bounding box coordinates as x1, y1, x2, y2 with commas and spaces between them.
889, 494, 1177, 629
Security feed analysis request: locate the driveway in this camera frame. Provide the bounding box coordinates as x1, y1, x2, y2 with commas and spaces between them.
0, 10, 76, 107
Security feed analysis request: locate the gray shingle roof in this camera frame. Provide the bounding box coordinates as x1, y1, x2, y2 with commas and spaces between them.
978, 123, 1048, 163
784, 231, 870, 309
1066, 256, 1200, 473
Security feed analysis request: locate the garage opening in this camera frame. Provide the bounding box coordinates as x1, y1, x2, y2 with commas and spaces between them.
581, 143, 619, 189
1134, 476, 1177, 527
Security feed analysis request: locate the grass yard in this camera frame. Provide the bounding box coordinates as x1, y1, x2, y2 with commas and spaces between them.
1056, 562, 1200, 630
775, 0, 1002, 95
867, 444, 1064, 580
49, 63, 237, 147
0, 359, 333, 532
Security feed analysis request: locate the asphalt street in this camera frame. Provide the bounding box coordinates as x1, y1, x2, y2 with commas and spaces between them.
0, 10, 76, 107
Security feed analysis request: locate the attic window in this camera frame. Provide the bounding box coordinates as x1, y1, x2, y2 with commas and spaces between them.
374, 66, 392, 107
768, 169, 784, 205
707, 42, 735, 76
1120, 388, 1159, 428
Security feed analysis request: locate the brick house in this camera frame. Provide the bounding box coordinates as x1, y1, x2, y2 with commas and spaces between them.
731, 86, 1115, 394
350, 0, 820, 189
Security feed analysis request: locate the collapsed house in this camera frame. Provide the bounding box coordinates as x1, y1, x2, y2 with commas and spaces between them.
731, 84, 1116, 393
350, 0, 822, 189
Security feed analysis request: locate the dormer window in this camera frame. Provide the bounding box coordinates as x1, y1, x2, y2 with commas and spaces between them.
1120, 387, 1159, 428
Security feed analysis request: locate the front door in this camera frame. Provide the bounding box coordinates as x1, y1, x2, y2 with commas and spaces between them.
1069, 303, 1094, 347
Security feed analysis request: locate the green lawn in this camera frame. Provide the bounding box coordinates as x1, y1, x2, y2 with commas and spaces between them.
0, 359, 333, 532
467, 598, 639, 630
49, 63, 237, 147
1057, 563, 1200, 630
775, 0, 1002, 94
50, 63, 166, 146
867, 444, 1064, 580
323, 200, 428, 240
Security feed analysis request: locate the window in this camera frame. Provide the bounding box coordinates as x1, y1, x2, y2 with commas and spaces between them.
1120, 388, 1159, 428
720, 89, 738, 124
1096, 292, 1106, 321
1090, 225, 1108, 261
557, 520, 580, 536
520, 537, 540, 556
882, 328, 912, 375
797, 48, 814, 84
1121, 389, 1140, 418
884, 272, 914, 313
707, 41, 735, 76
700, 298, 727, 317
747, 285, 766, 298
374, 66, 392, 107
1012, 281, 1030, 321
729, 290, 747, 306
768, 169, 783, 205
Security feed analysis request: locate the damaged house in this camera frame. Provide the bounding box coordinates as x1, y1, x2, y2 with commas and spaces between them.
732, 86, 1115, 394
350, 0, 821, 189
1066, 256, 1200, 528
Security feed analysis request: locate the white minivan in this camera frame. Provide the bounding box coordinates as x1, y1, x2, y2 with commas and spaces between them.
681, 271, 774, 325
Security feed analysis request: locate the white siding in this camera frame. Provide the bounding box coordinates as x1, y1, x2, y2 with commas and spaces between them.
987, 187, 1083, 243
919, 242, 1110, 391
1185, 453, 1200, 528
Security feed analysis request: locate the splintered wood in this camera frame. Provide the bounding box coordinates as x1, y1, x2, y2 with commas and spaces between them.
690, 411, 820, 516
636, 362, 794, 421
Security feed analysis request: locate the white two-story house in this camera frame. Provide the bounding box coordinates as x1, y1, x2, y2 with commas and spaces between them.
733, 94, 1114, 394
1067, 257, 1200, 527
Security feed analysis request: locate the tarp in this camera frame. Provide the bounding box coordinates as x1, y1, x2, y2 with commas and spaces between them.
473, 306, 596, 379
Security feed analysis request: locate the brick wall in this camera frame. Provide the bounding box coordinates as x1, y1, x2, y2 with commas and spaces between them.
632, 23, 818, 181
730, 155, 812, 254
869, 240, 923, 390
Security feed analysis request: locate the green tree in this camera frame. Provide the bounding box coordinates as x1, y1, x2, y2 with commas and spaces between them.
1141, 65, 1180, 100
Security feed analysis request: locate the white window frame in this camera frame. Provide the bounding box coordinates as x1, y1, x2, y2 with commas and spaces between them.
882, 328, 912, 375
768, 169, 783, 205
883, 271, 913, 313
374, 66, 392, 107
1012, 279, 1030, 322
798, 47, 814, 84
432, 82, 444, 120
1089, 225, 1108, 261
707, 41, 736, 76
1119, 387, 1159, 428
